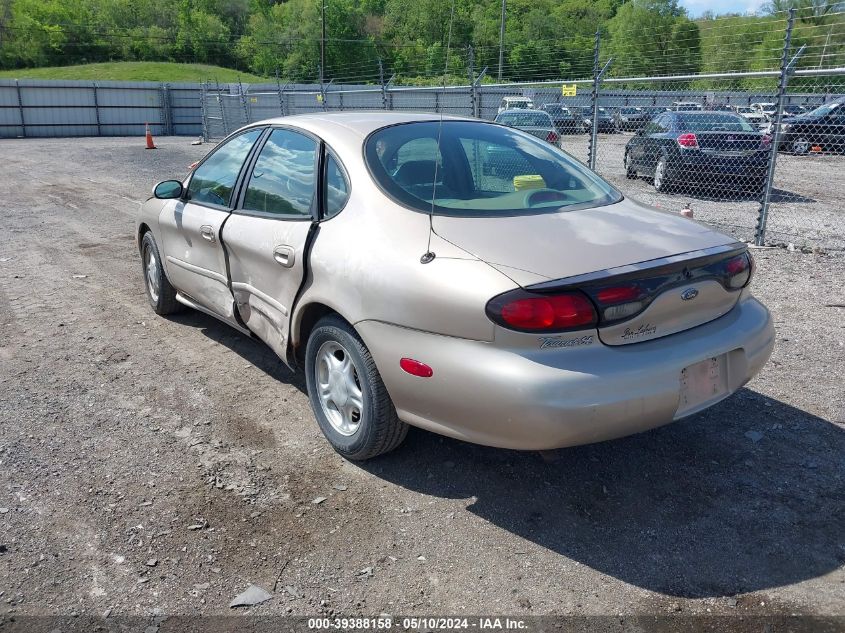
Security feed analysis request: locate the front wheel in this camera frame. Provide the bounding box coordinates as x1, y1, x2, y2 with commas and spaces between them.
624, 150, 637, 179
305, 316, 408, 460
141, 232, 181, 315
790, 136, 810, 155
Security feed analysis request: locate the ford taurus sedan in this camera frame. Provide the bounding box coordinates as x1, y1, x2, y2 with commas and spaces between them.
137, 112, 774, 460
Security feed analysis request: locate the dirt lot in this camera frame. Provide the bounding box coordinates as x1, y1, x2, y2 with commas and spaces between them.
0, 136, 844, 623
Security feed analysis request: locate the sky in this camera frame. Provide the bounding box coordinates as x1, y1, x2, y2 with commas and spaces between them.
679, 0, 768, 17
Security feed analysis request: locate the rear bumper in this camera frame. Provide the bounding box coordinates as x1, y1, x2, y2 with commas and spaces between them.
356, 295, 774, 450
669, 156, 767, 183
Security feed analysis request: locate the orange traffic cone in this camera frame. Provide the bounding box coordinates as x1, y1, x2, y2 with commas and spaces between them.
145, 123, 157, 150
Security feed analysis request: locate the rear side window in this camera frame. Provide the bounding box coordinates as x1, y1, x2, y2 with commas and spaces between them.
188, 128, 262, 206
324, 155, 350, 219
242, 128, 318, 217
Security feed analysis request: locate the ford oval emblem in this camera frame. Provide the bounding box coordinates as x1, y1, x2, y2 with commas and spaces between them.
681, 287, 699, 301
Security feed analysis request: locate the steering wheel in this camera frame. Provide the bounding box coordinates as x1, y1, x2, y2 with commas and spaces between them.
525, 188, 570, 207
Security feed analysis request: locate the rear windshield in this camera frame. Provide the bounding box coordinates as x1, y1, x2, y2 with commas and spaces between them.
365, 121, 621, 217
497, 112, 552, 126
677, 113, 755, 132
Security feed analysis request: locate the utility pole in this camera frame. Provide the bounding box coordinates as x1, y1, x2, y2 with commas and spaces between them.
498, 0, 506, 82
320, 0, 326, 87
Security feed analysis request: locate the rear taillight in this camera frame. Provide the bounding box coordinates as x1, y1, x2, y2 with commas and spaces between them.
487, 290, 597, 332
677, 133, 699, 148
761, 134, 772, 149
724, 252, 752, 288
594, 284, 647, 321
546, 131, 560, 144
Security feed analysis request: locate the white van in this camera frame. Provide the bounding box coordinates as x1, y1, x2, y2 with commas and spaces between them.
498, 96, 535, 114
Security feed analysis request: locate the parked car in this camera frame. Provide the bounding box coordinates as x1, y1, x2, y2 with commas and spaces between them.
669, 101, 703, 111
498, 96, 535, 114
570, 106, 617, 133
540, 104, 585, 133
624, 111, 771, 194
777, 99, 845, 154
138, 112, 774, 460
781, 104, 808, 117
494, 110, 561, 145
734, 106, 769, 128
750, 102, 776, 120
613, 107, 654, 132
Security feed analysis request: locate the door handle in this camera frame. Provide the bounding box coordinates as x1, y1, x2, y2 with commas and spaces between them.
200, 225, 216, 242
273, 245, 295, 268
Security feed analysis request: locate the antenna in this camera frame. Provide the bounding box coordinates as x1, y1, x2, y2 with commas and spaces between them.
420, 0, 456, 265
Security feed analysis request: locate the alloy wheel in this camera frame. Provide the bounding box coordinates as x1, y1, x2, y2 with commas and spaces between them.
315, 340, 364, 436
144, 245, 160, 303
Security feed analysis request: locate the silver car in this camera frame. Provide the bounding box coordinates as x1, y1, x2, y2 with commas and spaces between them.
137, 112, 774, 460
494, 110, 561, 146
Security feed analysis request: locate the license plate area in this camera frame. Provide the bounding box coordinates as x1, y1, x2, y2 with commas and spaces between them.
677, 355, 729, 417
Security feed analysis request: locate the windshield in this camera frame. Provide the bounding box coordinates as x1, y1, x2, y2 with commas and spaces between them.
365, 121, 621, 217
621, 108, 641, 114
497, 112, 552, 126
677, 113, 755, 132
504, 100, 531, 109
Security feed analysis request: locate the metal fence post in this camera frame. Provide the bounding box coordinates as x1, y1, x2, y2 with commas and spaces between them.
15, 79, 26, 137
216, 80, 229, 136
588, 32, 611, 171
200, 81, 209, 142
93, 82, 102, 136
275, 69, 287, 116
588, 32, 600, 170
468, 45, 476, 116
755, 8, 804, 246
238, 77, 249, 126
379, 59, 388, 111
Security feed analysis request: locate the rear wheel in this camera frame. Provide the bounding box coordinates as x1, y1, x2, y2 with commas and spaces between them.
141, 232, 181, 315
305, 316, 408, 460
653, 156, 672, 192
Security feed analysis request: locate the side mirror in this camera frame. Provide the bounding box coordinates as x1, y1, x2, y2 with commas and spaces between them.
153, 180, 183, 199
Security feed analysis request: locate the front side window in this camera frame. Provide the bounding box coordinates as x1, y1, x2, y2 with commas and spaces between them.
365, 121, 620, 217
188, 128, 263, 206
242, 128, 318, 217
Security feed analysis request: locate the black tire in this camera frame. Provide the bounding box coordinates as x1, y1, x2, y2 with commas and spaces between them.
624, 150, 637, 179
140, 231, 181, 315
305, 315, 408, 460
653, 155, 672, 193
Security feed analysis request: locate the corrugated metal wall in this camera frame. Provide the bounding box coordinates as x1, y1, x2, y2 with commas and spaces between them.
0, 79, 205, 138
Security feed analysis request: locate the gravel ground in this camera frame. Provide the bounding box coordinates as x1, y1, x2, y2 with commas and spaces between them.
564, 132, 845, 249
0, 136, 844, 623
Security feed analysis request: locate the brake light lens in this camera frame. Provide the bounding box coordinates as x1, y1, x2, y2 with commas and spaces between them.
594, 284, 647, 321
546, 130, 560, 144
677, 133, 699, 148
724, 252, 752, 288
487, 290, 597, 332
761, 134, 772, 149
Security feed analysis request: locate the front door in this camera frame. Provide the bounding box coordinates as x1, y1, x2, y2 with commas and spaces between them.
222, 127, 320, 362
158, 128, 263, 319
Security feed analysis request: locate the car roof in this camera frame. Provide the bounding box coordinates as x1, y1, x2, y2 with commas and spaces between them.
244, 111, 473, 142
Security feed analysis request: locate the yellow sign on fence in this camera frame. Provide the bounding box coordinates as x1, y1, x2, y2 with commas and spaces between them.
561, 84, 577, 97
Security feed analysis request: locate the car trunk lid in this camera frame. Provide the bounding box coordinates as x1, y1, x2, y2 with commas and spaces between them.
434, 199, 749, 345
694, 131, 764, 155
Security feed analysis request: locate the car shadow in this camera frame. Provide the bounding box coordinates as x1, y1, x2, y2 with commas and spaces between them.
354, 389, 845, 599
167, 310, 307, 394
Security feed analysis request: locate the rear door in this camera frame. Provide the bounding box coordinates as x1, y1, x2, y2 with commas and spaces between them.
158, 127, 264, 319
221, 127, 322, 362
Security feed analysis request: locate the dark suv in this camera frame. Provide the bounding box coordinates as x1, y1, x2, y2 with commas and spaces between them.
778, 99, 845, 154
540, 104, 586, 134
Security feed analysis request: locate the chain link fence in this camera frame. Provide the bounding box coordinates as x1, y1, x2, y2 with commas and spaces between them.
200, 10, 844, 250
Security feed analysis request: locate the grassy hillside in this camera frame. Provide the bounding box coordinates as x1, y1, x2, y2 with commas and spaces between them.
0, 62, 268, 83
